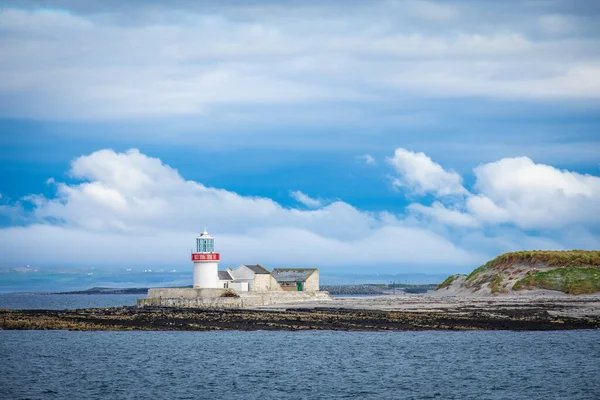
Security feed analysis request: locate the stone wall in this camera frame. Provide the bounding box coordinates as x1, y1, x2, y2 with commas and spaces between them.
138, 296, 246, 308
147, 288, 228, 299
137, 288, 331, 309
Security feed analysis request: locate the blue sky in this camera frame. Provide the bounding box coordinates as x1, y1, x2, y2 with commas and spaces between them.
0, 0, 599, 275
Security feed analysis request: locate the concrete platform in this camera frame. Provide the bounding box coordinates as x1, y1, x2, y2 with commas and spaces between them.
137, 287, 332, 308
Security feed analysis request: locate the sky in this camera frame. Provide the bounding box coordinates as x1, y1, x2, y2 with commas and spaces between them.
0, 0, 599, 275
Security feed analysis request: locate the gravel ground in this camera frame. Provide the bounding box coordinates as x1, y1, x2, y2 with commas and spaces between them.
256, 293, 600, 319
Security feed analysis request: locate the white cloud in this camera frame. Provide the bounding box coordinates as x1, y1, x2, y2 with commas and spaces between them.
387, 148, 468, 196
465, 195, 511, 224
408, 201, 479, 228
356, 154, 376, 165
395, 151, 600, 232
470, 157, 600, 229
0, 148, 480, 269
290, 190, 322, 208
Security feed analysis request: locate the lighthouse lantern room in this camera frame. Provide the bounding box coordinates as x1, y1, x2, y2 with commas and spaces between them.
192, 228, 220, 288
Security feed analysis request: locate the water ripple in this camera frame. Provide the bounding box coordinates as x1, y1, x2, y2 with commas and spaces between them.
1, 330, 599, 399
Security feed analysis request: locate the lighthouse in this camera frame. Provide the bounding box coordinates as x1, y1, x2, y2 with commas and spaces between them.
191, 228, 220, 288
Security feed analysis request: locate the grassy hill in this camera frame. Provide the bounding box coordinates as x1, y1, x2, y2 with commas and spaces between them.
437, 250, 600, 295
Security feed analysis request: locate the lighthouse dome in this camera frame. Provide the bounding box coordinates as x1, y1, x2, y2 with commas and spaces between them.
198, 229, 213, 239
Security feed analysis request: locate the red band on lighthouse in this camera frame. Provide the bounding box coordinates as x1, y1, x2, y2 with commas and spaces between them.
192, 253, 220, 261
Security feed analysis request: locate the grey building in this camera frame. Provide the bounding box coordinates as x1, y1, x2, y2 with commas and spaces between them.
271, 268, 319, 292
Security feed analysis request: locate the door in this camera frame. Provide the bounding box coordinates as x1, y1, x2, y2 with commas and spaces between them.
297, 282, 303, 291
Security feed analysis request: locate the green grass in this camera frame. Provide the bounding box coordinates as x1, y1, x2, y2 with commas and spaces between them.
481, 250, 600, 270
437, 274, 467, 290
466, 262, 492, 281
513, 267, 600, 295
489, 274, 508, 294
438, 250, 600, 293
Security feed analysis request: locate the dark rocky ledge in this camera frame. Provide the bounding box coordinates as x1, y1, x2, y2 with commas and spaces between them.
1, 305, 599, 331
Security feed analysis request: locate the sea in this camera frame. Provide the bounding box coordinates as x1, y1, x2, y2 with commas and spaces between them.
1, 294, 600, 399
0, 293, 141, 310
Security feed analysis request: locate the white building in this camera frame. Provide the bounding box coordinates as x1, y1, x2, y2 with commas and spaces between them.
228, 264, 282, 292
191, 229, 319, 293
217, 270, 233, 288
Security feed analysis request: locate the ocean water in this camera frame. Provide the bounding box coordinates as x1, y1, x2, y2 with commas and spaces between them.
1, 330, 599, 400
2, 295, 599, 399
0, 293, 141, 310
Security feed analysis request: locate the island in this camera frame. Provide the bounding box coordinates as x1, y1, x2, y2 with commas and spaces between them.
1, 250, 599, 331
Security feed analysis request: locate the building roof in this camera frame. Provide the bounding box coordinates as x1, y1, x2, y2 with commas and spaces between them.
242, 264, 271, 274
271, 268, 317, 283
218, 270, 233, 280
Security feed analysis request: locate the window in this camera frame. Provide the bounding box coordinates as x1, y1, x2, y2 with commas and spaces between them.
196, 238, 215, 253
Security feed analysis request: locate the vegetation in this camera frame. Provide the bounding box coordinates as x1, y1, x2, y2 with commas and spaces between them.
466, 263, 490, 282
489, 274, 508, 294
437, 274, 467, 290
438, 250, 600, 294
219, 290, 240, 298
513, 267, 600, 295
464, 250, 600, 288
471, 250, 600, 276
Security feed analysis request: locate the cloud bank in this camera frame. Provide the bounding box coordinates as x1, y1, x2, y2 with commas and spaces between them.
1, 147, 598, 272
0, 1, 599, 120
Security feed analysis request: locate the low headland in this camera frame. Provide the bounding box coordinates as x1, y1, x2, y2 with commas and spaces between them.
436, 250, 600, 296
1, 250, 598, 332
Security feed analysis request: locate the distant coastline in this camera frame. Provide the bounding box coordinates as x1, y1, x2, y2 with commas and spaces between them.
52, 287, 171, 295
15, 283, 438, 296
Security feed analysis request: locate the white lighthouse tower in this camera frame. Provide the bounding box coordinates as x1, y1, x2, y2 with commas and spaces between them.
192, 228, 220, 288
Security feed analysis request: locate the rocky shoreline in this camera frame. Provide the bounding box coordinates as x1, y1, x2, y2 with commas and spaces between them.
2, 296, 600, 331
